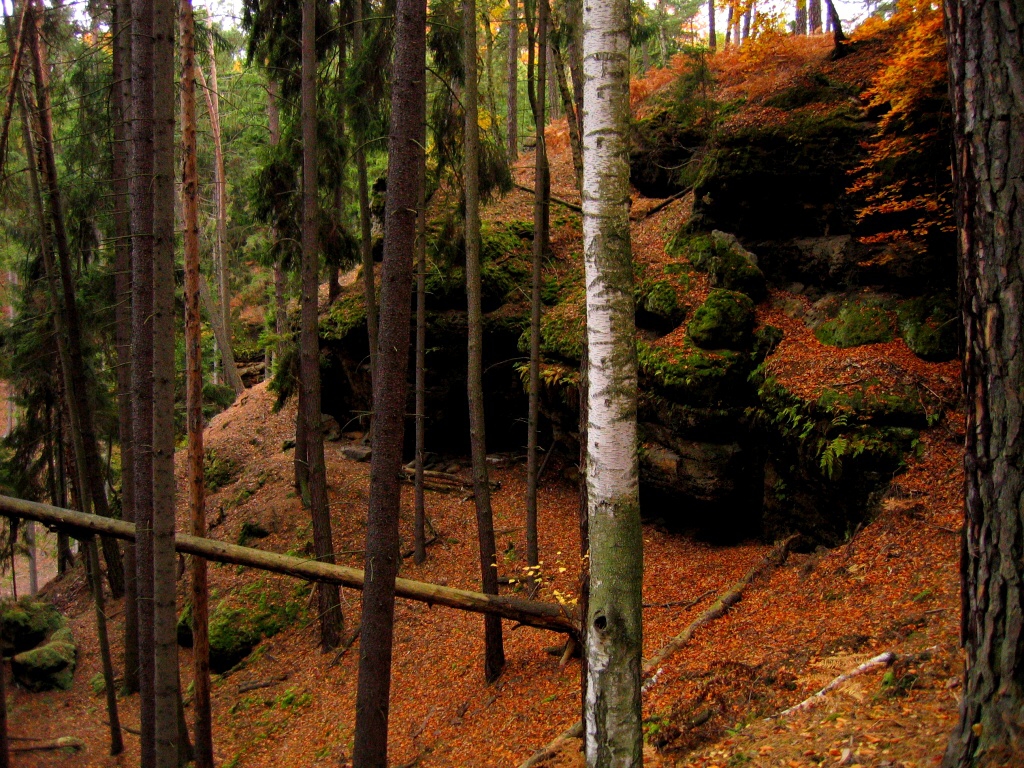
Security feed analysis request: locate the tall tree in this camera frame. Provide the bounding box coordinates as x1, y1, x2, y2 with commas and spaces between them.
180, 1, 214, 764
941, 0, 1024, 764
300, 0, 344, 651
708, 0, 716, 50
152, 0, 181, 757
86, 537, 124, 756
413, 171, 428, 565
506, 0, 519, 159
581, 0, 643, 760
465, 0, 506, 684
351, 0, 426, 758
808, 0, 821, 33
111, 0, 140, 695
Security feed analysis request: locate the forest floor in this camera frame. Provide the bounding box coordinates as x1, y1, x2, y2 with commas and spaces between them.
7, 33, 967, 768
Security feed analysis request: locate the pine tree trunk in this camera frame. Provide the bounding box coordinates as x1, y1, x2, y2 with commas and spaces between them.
548, 5, 582, 193
301, 0, 344, 651
25, 1, 125, 599
725, 4, 733, 43
87, 538, 124, 756
708, 0, 716, 51
414, 173, 427, 566
180, 3, 213, 764
507, 0, 519, 160
526, 0, 549, 574
824, 0, 844, 43
808, 0, 821, 33
352, 0, 426, 756
465, 0, 506, 685
267, 79, 287, 375
566, 0, 583, 144
742, 3, 752, 40
941, 0, 1024, 764
795, 0, 806, 34
111, 0, 139, 694
581, 0, 643, 758
353, 0, 378, 426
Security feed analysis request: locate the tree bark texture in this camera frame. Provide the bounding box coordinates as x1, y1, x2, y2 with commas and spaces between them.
129, 0, 156, 750
86, 539, 124, 756
301, 0, 344, 651
152, 0, 181, 757
581, 0, 643, 759
414, 173, 427, 565
507, 0, 519, 159
111, 0, 139, 695
549, 31, 582, 193
465, 0, 506, 685
352, 0, 426, 758
942, 0, 1024, 764
180, 3, 214, 764
708, 0, 716, 51
808, 0, 821, 33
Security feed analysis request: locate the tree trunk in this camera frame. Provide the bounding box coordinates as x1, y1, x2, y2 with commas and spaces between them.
301, 0, 344, 652
657, 0, 668, 63
941, 0, 1024, 764
110, 0, 139, 694
795, 0, 806, 34
548, 10, 582, 193
24, 1, 125, 600
507, 0, 519, 160
526, 0, 549, 575
86, 539, 124, 755
465, 0, 506, 685
824, 0, 844, 43
725, 4, 733, 44
353, 0, 378, 430
581, 0, 643, 759
413, 171, 427, 565
267, 79, 287, 376
180, 3, 213, 764
808, 0, 821, 33
566, 0, 583, 145
742, 3, 752, 40
708, 0, 716, 51
204, 36, 230, 341
351, 0, 426, 756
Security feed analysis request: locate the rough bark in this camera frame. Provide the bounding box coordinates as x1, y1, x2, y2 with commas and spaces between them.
824, 0, 844, 44
0, 495, 580, 635
581, 0, 642, 759
808, 0, 821, 33
129, 0, 156, 753
180, 3, 213, 764
507, 0, 519, 159
352, 0, 426, 755
414, 173, 427, 565
267, 79, 286, 375
111, 0, 139, 695
941, 0, 1024, 764
795, 0, 806, 34
708, 0, 716, 51
24, 0, 125, 600
549, 35, 582, 192
301, 0, 344, 651
465, 0, 506, 685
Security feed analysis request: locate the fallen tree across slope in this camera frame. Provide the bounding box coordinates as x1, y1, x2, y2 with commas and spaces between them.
0, 494, 579, 637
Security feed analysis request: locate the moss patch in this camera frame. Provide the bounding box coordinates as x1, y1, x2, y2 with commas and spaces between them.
897, 295, 958, 361
12, 634, 76, 692
1, 598, 64, 654
688, 289, 755, 350
319, 292, 368, 342
815, 298, 895, 348
669, 231, 766, 301
637, 339, 749, 406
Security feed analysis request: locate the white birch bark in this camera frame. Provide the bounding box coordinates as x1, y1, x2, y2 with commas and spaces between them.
582, 0, 642, 762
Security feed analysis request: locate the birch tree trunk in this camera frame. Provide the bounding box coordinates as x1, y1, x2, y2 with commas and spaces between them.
180, 2, 213, 764
352, 0, 426, 755
465, 0, 506, 684
581, 0, 642, 758
942, 0, 1024, 763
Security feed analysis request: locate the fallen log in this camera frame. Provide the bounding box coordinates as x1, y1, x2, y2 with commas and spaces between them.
0, 495, 578, 637
517, 536, 796, 768
512, 182, 583, 213
10, 737, 84, 753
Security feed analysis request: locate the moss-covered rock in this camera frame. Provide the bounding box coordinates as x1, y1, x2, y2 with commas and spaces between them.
688, 289, 755, 350
637, 339, 749, 406
897, 295, 958, 362
320, 292, 368, 342
533, 286, 586, 362
636, 279, 686, 334
12, 632, 76, 692
752, 325, 784, 364
1, 598, 64, 654
814, 298, 895, 348
669, 231, 766, 301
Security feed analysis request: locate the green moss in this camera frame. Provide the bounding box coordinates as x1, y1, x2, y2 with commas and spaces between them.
319, 292, 368, 342
204, 448, 239, 492
816, 380, 926, 426
668, 231, 765, 301
238, 520, 271, 545
530, 286, 586, 362
637, 339, 748, 406
204, 580, 307, 673
897, 295, 958, 361
688, 289, 755, 350
815, 300, 894, 348
0, 598, 64, 653
11, 638, 76, 691
752, 325, 784, 364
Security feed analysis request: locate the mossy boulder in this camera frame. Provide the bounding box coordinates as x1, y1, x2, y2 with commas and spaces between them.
636, 279, 686, 334
533, 286, 586, 362
670, 231, 767, 302
1, 598, 64, 654
12, 629, 76, 692
688, 289, 755, 350
638, 339, 749, 407
814, 297, 895, 348
897, 295, 958, 362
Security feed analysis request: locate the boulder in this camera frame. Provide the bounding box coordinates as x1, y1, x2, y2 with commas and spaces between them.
688, 289, 756, 350
11, 629, 76, 692
0, 599, 64, 654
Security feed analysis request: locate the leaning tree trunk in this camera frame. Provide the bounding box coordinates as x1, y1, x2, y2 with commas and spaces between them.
465, 0, 506, 684
351, 0, 426, 757
86, 538, 124, 756
111, 0, 139, 694
507, 0, 519, 160
941, 0, 1024, 764
25, 1, 125, 600
549, 33, 583, 192
581, 0, 643, 760
180, 2, 213, 764
300, 0, 344, 651
824, 0, 844, 44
